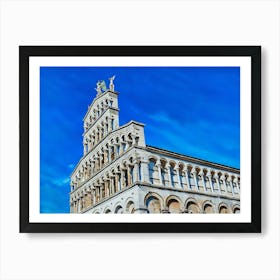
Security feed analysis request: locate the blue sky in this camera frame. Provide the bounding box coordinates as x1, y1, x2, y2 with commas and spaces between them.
40, 66, 240, 213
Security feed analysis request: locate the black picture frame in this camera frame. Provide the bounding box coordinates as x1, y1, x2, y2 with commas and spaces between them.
19, 46, 261, 233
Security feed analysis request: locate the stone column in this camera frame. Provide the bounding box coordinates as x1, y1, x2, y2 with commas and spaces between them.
77, 198, 81, 213
165, 164, 172, 187
214, 173, 221, 194
233, 177, 240, 194
184, 167, 191, 190
156, 160, 163, 186
176, 166, 182, 188
109, 176, 114, 195
127, 166, 132, 186
199, 170, 207, 192
109, 145, 115, 161
104, 180, 109, 197
96, 187, 99, 203
133, 161, 140, 182
94, 157, 99, 172
221, 174, 229, 194
91, 188, 96, 205
191, 167, 199, 191
206, 170, 214, 192
114, 175, 119, 192
120, 169, 125, 189
228, 175, 235, 195
99, 155, 102, 171
140, 160, 149, 183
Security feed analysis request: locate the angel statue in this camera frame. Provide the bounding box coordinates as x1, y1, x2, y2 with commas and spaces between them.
109, 75, 116, 91
95, 80, 107, 95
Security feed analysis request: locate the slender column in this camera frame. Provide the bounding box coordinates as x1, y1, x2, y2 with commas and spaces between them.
109, 176, 114, 195
95, 187, 99, 203
184, 167, 191, 190
122, 168, 128, 188
221, 174, 229, 194
155, 160, 163, 186
228, 175, 235, 195
114, 175, 119, 192
133, 161, 140, 182
165, 164, 172, 187
94, 157, 99, 171
176, 166, 182, 188
113, 144, 117, 157
191, 167, 199, 191
206, 170, 214, 192
116, 172, 121, 191
78, 197, 83, 213
120, 169, 125, 189
109, 145, 114, 161
127, 166, 132, 186
233, 177, 240, 194
77, 198, 80, 213
199, 170, 207, 192
214, 173, 221, 194
104, 180, 108, 197
140, 160, 149, 183
99, 154, 102, 170
91, 188, 96, 205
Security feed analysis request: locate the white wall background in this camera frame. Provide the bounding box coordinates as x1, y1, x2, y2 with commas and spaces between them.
0, 0, 279, 279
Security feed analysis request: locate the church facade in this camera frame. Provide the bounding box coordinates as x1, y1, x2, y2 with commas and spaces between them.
69, 77, 240, 214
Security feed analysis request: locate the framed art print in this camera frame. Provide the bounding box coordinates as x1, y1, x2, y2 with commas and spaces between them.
19, 46, 261, 233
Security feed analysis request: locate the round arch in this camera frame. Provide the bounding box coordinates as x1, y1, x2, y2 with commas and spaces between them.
232, 204, 240, 213
185, 198, 201, 214
218, 202, 230, 214
165, 195, 182, 213
126, 200, 136, 214
114, 205, 124, 214
144, 192, 163, 214
202, 200, 215, 213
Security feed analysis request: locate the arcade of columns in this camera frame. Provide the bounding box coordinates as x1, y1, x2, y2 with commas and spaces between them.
70, 146, 240, 213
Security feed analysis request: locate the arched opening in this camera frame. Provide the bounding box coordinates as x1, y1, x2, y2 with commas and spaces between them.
186, 201, 200, 214
167, 199, 181, 213
105, 209, 111, 214
115, 205, 124, 214
219, 205, 229, 214
204, 203, 214, 213
233, 207, 240, 213
126, 201, 135, 214
146, 196, 161, 213
148, 159, 156, 184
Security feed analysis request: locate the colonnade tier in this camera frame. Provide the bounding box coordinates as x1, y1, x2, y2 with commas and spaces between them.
70, 121, 146, 188
87, 195, 240, 214
82, 108, 120, 155
83, 90, 119, 133
71, 191, 240, 214
70, 147, 240, 213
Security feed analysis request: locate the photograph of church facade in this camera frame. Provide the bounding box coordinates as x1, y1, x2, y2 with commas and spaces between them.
69, 77, 240, 214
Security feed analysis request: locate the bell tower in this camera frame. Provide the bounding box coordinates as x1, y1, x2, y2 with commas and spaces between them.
82, 76, 119, 156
